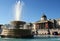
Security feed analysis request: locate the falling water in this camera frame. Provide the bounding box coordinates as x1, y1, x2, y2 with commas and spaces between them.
14, 0, 24, 21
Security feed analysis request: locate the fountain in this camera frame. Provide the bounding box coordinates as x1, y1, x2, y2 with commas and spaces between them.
14, 0, 24, 21
1, 0, 33, 38
10, 0, 25, 29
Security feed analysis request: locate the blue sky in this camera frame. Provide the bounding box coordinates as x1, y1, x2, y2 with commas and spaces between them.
0, 0, 60, 24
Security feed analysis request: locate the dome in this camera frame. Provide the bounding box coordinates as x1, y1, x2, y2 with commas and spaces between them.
41, 14, 47, 21
42, 14, 47, 18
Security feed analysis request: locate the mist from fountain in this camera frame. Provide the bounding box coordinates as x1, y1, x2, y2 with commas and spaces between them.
14, 0, 24, 21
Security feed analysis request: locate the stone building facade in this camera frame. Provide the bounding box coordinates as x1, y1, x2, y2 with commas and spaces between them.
33, 14, 60, 35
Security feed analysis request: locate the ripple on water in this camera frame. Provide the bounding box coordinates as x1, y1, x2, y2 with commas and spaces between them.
0, 36, 60, 41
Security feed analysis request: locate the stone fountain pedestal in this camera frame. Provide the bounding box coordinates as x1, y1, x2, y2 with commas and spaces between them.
1, 21, 33, 38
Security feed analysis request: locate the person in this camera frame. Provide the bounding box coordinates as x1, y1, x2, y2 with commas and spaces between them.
48, 29, 50, 35
36, 30, 38, 35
